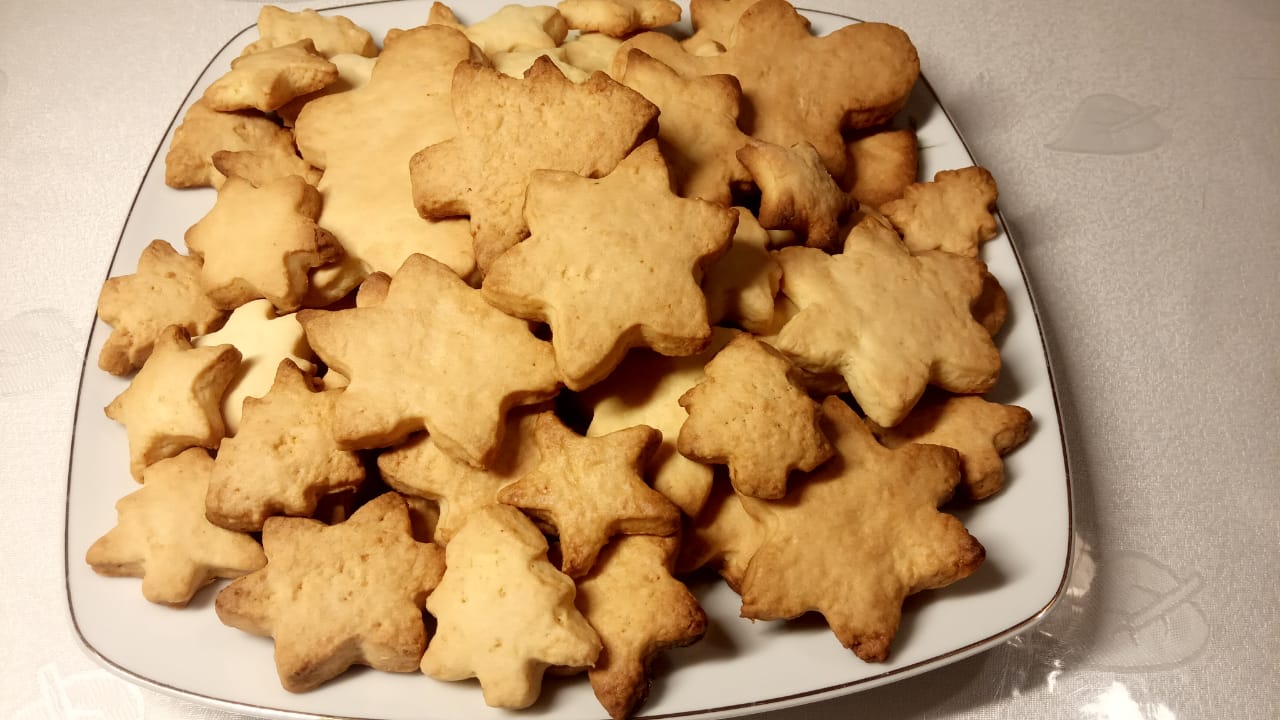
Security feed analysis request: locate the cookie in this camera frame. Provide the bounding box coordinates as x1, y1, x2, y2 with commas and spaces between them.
576, 535, 707, 719
210, 148, 322, 190
702, 207, 783, 334
975, 268, 1010, 336
675, 477, 765, 590
215, 492, 445, 692
869, 391, 1032, 500
682, 0, 787, 55
96, 239, 225, 375
104, 326, 240, 480
771, 213, 1000, 427
737, 139, 852, 250
561, 32, 624, 76
841, 127, 918, 208
420, 504, 601, 709
183, 174, 341, 312
579, 328, 736, 517
377, 409, 543, 544
240, 5, 377, 59
497, 412, 680, 577
297, 253, 561, 466
737, 397, 985, 661
428, 2, 569, 55
614, 0, 919, 176
275, 52, 376, 127
557, 0, 681, 37
491, 47, 589, 82
293, 26, 481, 302
206, 360, 365, 531
619, 49, 752, 205
164, 99, 296, 189
193, 299, 314, 435
481, 140, 736, 390
881, 166, 1000, 257
677, 333, 832, 499
85, 448, 265, 606
409, 56, 658, 271
204, 39, 339, 113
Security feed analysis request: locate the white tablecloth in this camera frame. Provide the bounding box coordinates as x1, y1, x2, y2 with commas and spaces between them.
2, 1, 1276, 718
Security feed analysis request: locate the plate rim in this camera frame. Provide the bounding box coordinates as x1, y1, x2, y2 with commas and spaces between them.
62, 2, 1076, 718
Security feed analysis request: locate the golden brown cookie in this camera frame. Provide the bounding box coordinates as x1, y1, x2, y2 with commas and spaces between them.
737, 397, 985, 661
614, 0, 919, 176
206, 360, 365, 531
428, 2, 569, 54
737, 139, 852, 250
557, 0, 682, 37
298, 253, 561, 466
275, 52, 376, 127
409, 56, 658, 271
561, 32, 624, 76
975, 269, 1010, 336
881, 166, 999, 257
841, 127, 918, 208
771, 214, 1000, 427
481, 140, 736, 390
96, 240, 226, 376
576, 535, 707, 719
164, 99, 296, 189
677, 333, 832, 499
210, 148, 322, 189
676, 477, 765, 590
183, 174, 340, 312
702, 208, 783, 334
497, 412, 680, 577
619, 50, 752, 205
85, 448, 265, 606
869, 391, 1032, 500
104, 326, 240, 480
216, 492, 444, 692
240, 5, 377, 59
420, 504, 601, 709
204, 39, 338, 113
682, 0, 782, 55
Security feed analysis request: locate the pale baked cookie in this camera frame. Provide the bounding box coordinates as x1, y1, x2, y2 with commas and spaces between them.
215, 493, 445, 692
481, 140, 735, 389
204, 39, 338, 113
737, 139, 851, 250
275, 52, 376, 127
497, 412, 680, 577
193, 299, 314, 435
557, 0, 681, 37
206, 360, 364, 531
96, 240, 225, 375
682, 0, 781, 55
427, 2, 569, 55
104, 326, 240, 480
614, 0, 919, 176
183, 175, 340, 313
293, 26, 481, 303
737, 398, 985, 661
210, 148, 322, 189
86, 448, 265, 606
576, 535, 707, 719
164, 99, 296, 189
619, 49, 753, 205
881, 166, 1000, 257
675, 477, 765, 590
421, 504, 601, 708
678, 333, 832, 499
561, 32, 623, 76
869, 391, 1032, 500
240, 5, 377, 59
772, 214, 1000, 427
410, 56, 657, 272
298, 253, 561, 467
702, 208, 783, 334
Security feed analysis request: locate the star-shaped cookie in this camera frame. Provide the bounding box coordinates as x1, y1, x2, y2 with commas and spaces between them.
203, 39, 339, 113
421, 504, 601, 709
206, 360, 365, 531
497, 412, 680, 577
619, 49, 753, 204
96, 239, 226, 375
614, 0, 919, 176
678, 333, 832, 499
163, 99, 296, 189
737, 397, 985, 661
771, 213, 1000, 427
105, 326, 241, 480
184, 174, 341, 312
215, 492, 445, 692
576, 535, 707, 719
410, 56, 658, 271
869, 391, 1032, 500
482, 140, 736, 390
85, 448, 266, 606
297, 253, 561, 466
239, 5, 377, 59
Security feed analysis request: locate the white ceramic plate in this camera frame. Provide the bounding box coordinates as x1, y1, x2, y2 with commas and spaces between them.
65, 2, 1073, 718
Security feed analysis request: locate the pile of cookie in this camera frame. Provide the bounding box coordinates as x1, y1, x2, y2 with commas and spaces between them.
86, 1, 1033, 717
